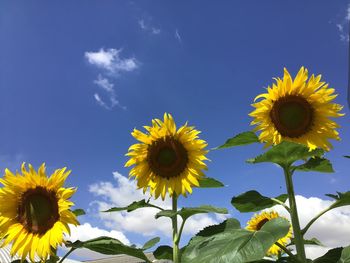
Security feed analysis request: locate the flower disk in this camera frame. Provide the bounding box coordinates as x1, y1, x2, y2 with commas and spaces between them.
246, 211, 292, 256
125, 113, 208, 200
250, 67, 344, 150
0, 163, 78, 262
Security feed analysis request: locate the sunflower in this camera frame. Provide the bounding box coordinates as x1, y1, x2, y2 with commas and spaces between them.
125, 113, 208, 200
250, 67, 344, 150
246, 211, 293, 256
0, 163, 78, 262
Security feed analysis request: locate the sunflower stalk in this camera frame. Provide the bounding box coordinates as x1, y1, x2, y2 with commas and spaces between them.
172, 194, 180, 263
58, 248, 76, 263
283, 166, 306, 262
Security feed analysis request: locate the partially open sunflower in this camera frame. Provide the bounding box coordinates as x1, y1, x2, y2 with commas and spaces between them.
247, 211, 293, 256
0, 163, 78, 262
250, 67, 344, 150
125, 113, 208, 200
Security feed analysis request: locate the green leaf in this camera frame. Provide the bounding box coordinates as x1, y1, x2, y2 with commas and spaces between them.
216, 131, 259, 149
345, 156, 350, 159
338, 245, 350, 263
72, 209, 86, 217
196, 218, 241, 237
47, 255, 60, 263
103, 199, 160, 213
313, 247, 343, 263
231, 190, 288, 212
326, 192, 350, 210
294, 157, 334, 173
247, 141, 324, 167
198, 177, 224, 188
287, 237, 324, 247
181, 217, 290, 263
250, 258, 304, 263
66, 237, 150, 263
153, 245, 173, 260
142, 237, 160, 250
155, 205, 228, 221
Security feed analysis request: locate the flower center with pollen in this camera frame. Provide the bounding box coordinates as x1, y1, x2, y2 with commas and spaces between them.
270, 95, 314, 138
147, 136, 188, 179
17, 187, 59, 235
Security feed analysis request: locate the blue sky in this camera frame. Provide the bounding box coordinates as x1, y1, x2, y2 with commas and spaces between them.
1, 1, 350, 260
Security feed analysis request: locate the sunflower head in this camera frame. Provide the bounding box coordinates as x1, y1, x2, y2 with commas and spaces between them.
125, 113, 208, 200
250, 67, 344, 150
0, 163, 79, 262
246, 211, 293, 256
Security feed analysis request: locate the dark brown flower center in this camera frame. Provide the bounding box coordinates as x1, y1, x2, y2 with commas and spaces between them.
256, 218, 269, 230
270, 95, 314, 138
17, 186, 59, 235
147, 136, 188, 179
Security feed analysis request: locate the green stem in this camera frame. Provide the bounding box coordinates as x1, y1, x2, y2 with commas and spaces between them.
270, 197, 291, 213
283, 167, 306, 262
275, 242, 297, 259
177, 218, 186, 245
301, 207, 331, 235
58, 248, 75, 263
172, 194, 180, 263
148, 203, 165, 211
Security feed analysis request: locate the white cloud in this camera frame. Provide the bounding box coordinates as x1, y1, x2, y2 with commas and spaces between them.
175, 29, 182, 43
85, 48, 135, 110
335, 4, 350, 42
67, 222, 130, 244
93, 75, 126, 110
85, 48, 139, 75
138, 19, 161, 35
265, 195, 350, 259
89, 171, 221, 238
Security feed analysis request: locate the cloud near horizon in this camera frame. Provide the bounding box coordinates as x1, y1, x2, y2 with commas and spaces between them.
88, 171, 222, 238
265, 195, 350, 259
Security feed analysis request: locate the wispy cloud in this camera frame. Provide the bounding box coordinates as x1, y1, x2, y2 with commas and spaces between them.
85, 48, 138, 110
175, 29, 182, 43
138, 19, 161, 35
85, 48, 139, 76
335, 4, 350, 42
93, 75, 126, 110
